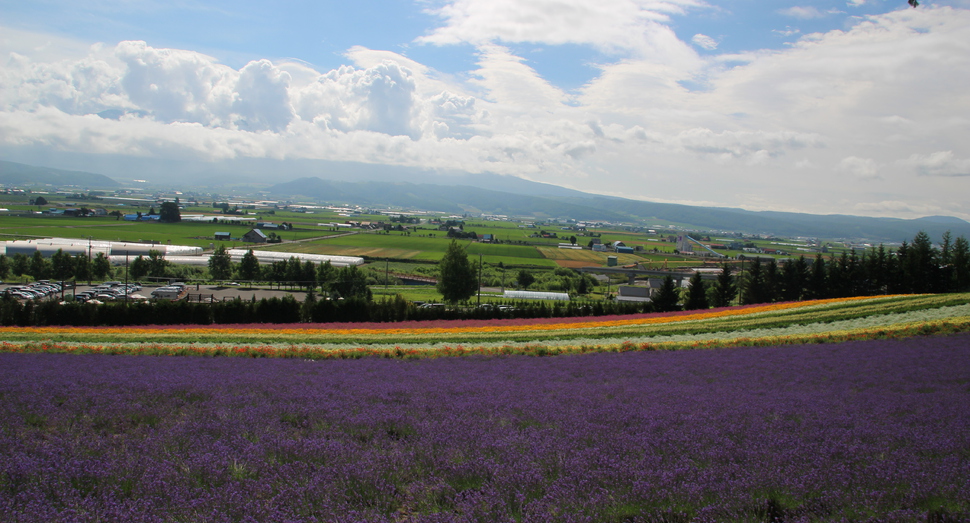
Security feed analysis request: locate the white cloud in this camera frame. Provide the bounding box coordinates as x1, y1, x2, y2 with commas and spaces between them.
1, 7, 969, 220
899, 151, 970, 177
837, 156, 880, 179
416, 0, 710, 57
778, 6, 834, 19
691, 34, 718, 50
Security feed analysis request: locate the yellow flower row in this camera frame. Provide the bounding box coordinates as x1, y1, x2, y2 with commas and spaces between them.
0, 295, 893, 337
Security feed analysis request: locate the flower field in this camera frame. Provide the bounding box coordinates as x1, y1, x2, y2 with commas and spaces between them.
0, 294, 968, 359
2, 333, 969, 521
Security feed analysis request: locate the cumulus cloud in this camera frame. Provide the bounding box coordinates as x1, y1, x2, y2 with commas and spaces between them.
416, 0, 710, 57
1, 6, 969, 220
899, 151, 970, 177
691, 34, 718, 50
837, 156, 880, 179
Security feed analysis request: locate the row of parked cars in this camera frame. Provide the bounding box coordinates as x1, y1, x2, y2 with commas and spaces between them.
75, 282, 143, 302
3, 280, 68, 300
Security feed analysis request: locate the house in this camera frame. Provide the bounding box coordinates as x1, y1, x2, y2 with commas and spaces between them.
214, 232, 231, 241
592, 244, 607, 252
616, 280, 665, 302
243, 229, 268, 243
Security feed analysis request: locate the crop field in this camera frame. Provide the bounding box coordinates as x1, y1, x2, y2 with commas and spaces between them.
272, 233, 557, 266
0, 215, 331, 247
536, 246, 645, 266
2, 327, 968, 521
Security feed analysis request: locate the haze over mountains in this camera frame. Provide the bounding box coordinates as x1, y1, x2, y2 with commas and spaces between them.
4, 159, 969, 243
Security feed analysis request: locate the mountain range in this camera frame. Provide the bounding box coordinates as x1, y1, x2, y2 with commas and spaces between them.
3, 158, 968, 242
267, 176, 970, 243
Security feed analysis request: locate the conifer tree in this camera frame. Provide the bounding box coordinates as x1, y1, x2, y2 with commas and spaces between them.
710, 263, 737, 308
684, 272, 709, 310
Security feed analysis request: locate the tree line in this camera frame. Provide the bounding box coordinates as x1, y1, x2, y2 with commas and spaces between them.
663, 231, 970, 313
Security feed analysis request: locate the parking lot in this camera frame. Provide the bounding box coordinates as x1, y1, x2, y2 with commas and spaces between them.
1, 282, 310, 303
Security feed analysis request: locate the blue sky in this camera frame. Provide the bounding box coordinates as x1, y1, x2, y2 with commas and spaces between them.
2, 0, 969, 221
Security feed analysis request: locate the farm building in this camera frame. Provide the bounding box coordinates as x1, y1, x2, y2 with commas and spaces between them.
214, 232, 231, 241
615, 281, 664, 302
0, 238, 202, 258
243, 229, 268, 243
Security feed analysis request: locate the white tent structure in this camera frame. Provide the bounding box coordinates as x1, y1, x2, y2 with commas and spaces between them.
503, 290, 570, 301
227, 249, 363, 267
3, 237, 363, 268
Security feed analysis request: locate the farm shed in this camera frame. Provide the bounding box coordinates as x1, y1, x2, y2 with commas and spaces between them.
243, 229, 268, 243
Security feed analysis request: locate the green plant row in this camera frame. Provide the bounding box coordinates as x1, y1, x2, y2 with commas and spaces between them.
4, 294, 966, 346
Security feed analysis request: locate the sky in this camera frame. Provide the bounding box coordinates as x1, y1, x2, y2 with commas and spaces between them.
1, 0, 969, 220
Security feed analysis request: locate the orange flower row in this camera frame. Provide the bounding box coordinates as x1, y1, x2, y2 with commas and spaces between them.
0, 295, 889, 337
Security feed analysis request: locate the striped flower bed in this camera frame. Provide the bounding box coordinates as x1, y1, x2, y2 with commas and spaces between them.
1, 294, 968, 358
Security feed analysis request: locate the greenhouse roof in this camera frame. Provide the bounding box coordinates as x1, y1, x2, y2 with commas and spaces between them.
503, 290, 570, 301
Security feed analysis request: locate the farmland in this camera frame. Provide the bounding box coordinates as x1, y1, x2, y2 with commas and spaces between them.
2, 289, 969, 521
265, 232, 558, 267
2, 328, 968, 521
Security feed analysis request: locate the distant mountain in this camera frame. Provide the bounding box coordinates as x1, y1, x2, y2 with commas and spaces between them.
267, 177, 630, 222
0, 160, 120, 188
270, 176, 970, 243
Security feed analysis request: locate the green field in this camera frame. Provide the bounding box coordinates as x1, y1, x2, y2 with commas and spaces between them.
265, 232, 558, 267
0, 215, 338, 248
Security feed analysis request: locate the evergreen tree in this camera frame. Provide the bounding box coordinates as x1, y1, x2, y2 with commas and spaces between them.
906, 232, 937, 293
939, 231, 954, 292
827, 252, 848, 298
0, 254, 9, 280
437, 240, 478, 304
684, 272, 709, 310
238, 249, 260, 281
951, 236, 970, 292
652, 275, 681, 312
710, 263, 737, 308
208, 245, 233, 281
764, 258, 780, 302
780, 256, 808, 301
740, 258, 765, 305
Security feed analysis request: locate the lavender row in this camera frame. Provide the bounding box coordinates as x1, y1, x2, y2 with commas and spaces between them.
1, 334, 969, 522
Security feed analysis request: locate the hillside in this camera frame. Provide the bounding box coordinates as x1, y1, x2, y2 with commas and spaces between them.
0, 160, 120, 188
269, 176, 970, 242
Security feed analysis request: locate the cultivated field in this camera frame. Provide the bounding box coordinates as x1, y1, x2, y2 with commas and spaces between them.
2, 319, 968, 521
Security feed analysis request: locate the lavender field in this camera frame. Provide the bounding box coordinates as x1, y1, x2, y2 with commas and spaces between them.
2, 334, 969, 522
